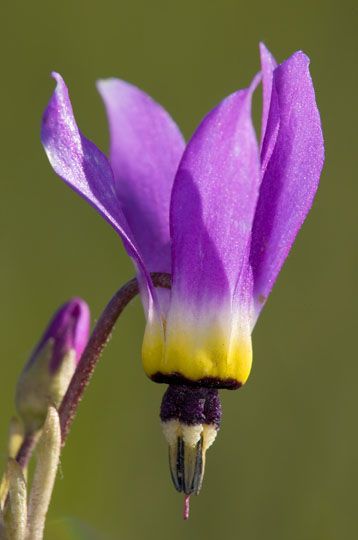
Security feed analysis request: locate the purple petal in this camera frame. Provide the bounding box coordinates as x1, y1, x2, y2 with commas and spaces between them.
260, 43, 280, 174
150, 78, 261, 386
97, 79, 185, 273
169, 75, 261, 315
250, 52, 324, 318
41, 73, 158, 313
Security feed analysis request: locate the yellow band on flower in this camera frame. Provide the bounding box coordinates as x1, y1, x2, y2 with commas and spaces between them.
142, 316, 252, 387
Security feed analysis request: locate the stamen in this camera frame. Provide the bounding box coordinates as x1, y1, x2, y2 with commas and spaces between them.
161, 385, 222, 500
183, 494, 190, 520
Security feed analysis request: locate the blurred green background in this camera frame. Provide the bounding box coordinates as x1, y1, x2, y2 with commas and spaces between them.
1, 0, 357, 538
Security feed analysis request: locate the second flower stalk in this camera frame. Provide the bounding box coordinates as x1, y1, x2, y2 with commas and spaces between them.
0, 299, 90, 539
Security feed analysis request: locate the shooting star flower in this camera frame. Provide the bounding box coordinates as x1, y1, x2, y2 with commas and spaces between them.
41, 44, 324, 511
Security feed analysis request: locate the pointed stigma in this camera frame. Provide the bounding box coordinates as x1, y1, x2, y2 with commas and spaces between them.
183, 494, 190, 520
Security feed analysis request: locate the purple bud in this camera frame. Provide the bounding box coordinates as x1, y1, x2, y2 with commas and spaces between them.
16, 299, 90, 433
28, 298, 90, 373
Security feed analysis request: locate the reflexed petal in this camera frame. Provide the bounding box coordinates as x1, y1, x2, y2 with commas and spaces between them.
97, 79, 185, 272
143, 78, 261, 386
260, 43, 280, 173
170, 75, 260, 310
250, 52, 324, 319
41, 73, 158, 316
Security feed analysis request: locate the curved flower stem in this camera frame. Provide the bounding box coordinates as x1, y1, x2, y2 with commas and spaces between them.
15, 272, 171, 470
59, 271, 171, 444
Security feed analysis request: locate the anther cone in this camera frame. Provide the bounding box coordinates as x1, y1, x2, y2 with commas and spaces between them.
160, 385, 221, 496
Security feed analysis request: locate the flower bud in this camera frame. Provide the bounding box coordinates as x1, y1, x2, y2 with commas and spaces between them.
15, 299, 90, 433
